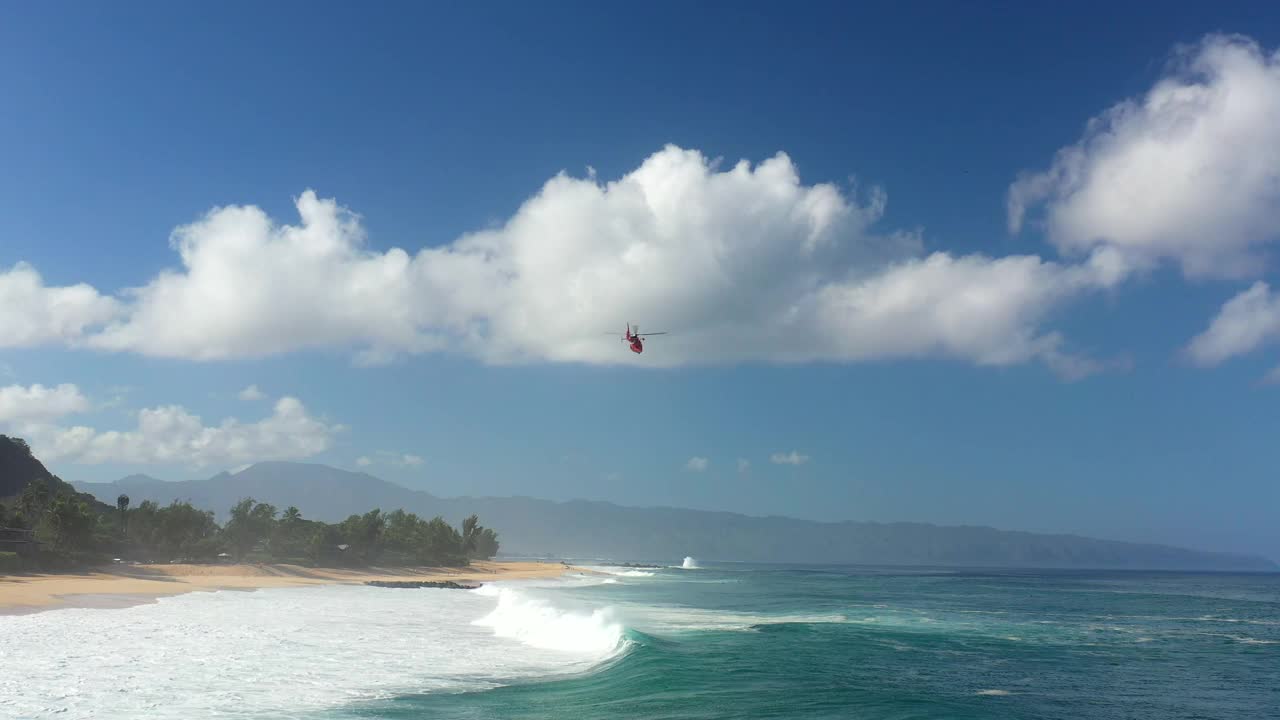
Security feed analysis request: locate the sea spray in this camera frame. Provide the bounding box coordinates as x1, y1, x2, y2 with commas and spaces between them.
472, 586, 626, 654
682, 556, 699, 569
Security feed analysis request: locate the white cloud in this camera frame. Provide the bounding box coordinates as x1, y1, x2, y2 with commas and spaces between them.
685, 456, 709, 472
359, 451, 426, 468
0, 383, 90, 424
101, 385, 136, 410
1009, 34, 1280, 280
238, 384, 266, 401
771, 451, 810, 466
0, 262, 120, 348
85, 192, 445, 361
737, 458, 750, 474
21, 396, 339, 467
1185, 282, 1280, 366
407, 147, 1114, 373
3, 144, 1117, 377
806, 248, 1120, 374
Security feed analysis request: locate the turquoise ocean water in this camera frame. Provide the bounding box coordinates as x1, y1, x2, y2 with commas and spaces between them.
332, 563, 1280, 720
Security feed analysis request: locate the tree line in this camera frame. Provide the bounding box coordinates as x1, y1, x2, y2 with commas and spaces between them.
1, 475, 499, 571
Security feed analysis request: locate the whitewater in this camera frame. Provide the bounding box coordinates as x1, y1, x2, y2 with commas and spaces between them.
0, 579, 626, 719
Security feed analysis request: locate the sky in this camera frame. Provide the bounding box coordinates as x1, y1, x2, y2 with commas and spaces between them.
2, 1, 1280, 560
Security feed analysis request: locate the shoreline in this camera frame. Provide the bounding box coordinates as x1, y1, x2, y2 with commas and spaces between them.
0, 560, 578, 615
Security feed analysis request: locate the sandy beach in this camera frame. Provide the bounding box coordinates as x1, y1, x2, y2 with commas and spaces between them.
0, 560, 574, 614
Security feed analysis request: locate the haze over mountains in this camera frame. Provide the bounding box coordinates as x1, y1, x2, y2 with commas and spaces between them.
73, 462, 1276, 571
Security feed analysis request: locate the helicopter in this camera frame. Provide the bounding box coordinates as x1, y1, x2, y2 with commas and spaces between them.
614, 323, 667, 354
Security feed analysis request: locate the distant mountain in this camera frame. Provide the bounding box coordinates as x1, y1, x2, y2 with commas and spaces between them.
77, 462, 424, 522
74, 462, 1278, 571
116, 474, 165, 486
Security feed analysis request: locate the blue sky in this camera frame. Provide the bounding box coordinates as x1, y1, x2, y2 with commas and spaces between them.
2, 2, 1280, 560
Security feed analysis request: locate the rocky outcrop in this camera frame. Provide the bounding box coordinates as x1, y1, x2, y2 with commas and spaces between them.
363, 580, 479, 589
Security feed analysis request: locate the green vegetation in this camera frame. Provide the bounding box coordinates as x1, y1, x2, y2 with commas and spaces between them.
0, 551, 22, 573
0, 435, 500, 571
462, 513, 500, 560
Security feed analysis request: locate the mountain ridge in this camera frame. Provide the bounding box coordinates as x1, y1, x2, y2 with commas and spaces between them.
1, 435, 112, 514
72, 461, 1277, 571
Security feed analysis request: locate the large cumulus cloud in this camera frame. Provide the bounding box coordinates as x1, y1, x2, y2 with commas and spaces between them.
1005, 33, 1280, 381
58, 145, 1114, 376
1009, 34, 1280, 280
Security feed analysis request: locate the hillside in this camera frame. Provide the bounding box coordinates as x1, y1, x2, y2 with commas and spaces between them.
73, 462, 1277, 571
1, 435, 111, 512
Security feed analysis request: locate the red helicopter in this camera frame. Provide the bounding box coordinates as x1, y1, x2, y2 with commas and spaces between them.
615, 323, 667, 354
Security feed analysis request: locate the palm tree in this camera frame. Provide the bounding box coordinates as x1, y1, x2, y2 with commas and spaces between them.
20, 477, 51, 514
117, 494, 130, 537
461, 514, 480, 555
283, 506, 302, 523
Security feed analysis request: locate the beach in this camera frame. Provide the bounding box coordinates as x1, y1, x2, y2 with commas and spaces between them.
0, 560, 572, 614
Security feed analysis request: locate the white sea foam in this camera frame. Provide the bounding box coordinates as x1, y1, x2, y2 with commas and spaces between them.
520, 572, 619, 588
617, 604, 847, 633
1236, 637, 1279, 645
0, 582, 624, 720
681, 556, 699, 569
472, 587, 625, 654
582, 565, 657, 578
1193, 616, 1280, 626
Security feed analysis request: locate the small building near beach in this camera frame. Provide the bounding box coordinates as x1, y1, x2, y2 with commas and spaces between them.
0, 526, 39, 557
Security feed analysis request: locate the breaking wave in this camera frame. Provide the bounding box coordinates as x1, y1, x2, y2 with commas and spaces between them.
472, 585, 627, 654
1, 581, 628, 719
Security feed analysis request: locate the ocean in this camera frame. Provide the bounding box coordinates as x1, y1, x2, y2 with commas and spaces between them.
3, 561, 1278, 719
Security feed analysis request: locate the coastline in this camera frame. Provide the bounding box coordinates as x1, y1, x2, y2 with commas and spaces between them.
0, 560, 576, 615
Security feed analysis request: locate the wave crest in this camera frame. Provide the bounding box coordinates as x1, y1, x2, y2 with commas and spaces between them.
583, 565, 658, 578
473, 587, 627, 655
